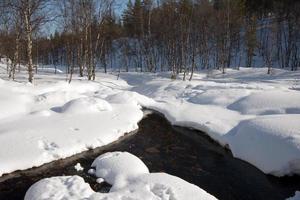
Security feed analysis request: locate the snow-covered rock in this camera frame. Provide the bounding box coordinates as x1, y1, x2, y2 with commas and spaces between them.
91, 152, 149, 188
24, 176, 94, 200
74, 163, 84, 171
25, 152, 217, 200
96, 178, 104, 184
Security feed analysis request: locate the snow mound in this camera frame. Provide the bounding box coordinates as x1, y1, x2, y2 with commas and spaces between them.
25, 174, 217, 200
228, 114, 300, 176
91, 152, 149, 187
59, 97, 112, 114
228, 90, 300, 115
25, 152, 217, 200
35, 91, 83, 107
287, 191, 300, 200
24, 176, 94, 200
105, 91, 154, 106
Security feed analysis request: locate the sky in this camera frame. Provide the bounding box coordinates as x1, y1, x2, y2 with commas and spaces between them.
41, 1, 128, 37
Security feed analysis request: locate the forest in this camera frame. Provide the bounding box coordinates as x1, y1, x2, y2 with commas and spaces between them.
0, 0, 299, 82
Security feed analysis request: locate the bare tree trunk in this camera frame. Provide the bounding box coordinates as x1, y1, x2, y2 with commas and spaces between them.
79, 37, 84, 77
12, 32, 20, 80
189, 47, 196, 81
24, 5, 34, 83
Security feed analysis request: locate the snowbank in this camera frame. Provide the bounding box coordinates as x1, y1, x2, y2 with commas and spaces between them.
148, 101, 245, 146
228, 114, 300, 176
287, 191, 300, 200
25, 152, 217, 200
0, 73, 145, 176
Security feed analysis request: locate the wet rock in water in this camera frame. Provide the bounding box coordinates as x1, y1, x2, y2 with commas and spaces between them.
145, 147, 160, 153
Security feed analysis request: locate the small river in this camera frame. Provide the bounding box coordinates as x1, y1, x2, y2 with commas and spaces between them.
0, 111, 299, 200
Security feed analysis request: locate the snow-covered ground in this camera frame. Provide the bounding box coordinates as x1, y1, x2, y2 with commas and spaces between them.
1, 64, 300, 198
120, 68, 300, 177
0, 64, 153, 176
25, 152, 217, 200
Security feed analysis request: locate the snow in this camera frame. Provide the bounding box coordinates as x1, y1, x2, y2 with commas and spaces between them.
0, 82, 33, 120
37, 67, 64, 74
59, 97, 112, 114
96, 178, 104, 184
228, 114, 300, 176
1, 64, 300, 179
119, 68, 300, 176
228, 90, 300, 115
88, 169, 96, 175
91, 152, 149, 189
287, 191, 300, 200
0, 65, 145, 176
25, 152, 217, 200
24, 176, 94, 200
148, 101, 245, 146
74, 163, 84, 171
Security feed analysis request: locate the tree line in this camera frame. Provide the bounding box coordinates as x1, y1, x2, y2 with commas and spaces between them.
0, 0, 299, 82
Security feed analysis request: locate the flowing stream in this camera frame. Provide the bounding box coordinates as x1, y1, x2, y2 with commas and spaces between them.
0, 110, 299, 200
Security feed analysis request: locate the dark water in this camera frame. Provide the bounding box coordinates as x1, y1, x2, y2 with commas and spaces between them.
0, 111, 299, 200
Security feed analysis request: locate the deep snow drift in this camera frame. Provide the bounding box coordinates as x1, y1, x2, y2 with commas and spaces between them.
25, 152, 217, 200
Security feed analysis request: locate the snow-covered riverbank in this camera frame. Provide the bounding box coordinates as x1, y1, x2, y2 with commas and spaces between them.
121, 68, 300, 177
1, 64, 300, 198
0, 66, 153, 176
